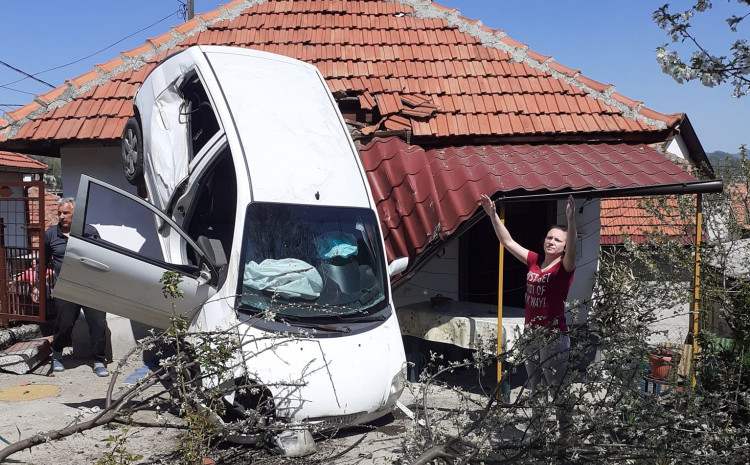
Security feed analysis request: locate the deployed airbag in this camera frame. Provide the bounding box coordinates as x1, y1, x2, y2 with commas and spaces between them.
315, 232, 358, 260
243, 258, 323, 299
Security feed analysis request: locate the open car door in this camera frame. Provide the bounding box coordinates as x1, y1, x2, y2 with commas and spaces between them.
54, 176, 218, 329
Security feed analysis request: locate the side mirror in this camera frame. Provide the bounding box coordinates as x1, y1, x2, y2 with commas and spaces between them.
388, 257, 409, 277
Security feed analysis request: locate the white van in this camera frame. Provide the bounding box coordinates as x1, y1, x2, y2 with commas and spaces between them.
55, 46, 408, 428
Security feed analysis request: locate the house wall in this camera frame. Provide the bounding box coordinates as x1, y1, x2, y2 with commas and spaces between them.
0, 172, 24, 183
393, 240, 459, 307
61, 145, 134, 197
557, 197, 601, 326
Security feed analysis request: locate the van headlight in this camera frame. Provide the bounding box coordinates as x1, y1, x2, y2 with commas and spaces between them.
386, 365, 407, 407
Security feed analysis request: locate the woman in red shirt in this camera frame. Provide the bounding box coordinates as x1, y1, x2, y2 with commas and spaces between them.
480, 193, 577, 435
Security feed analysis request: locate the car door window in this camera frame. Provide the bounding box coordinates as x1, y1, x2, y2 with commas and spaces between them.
82, 181, 202, 274
179, 71, 220, 162
183, 145, 237, 265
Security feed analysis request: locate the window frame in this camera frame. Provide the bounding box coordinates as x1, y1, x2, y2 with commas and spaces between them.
75, 175, 216, 279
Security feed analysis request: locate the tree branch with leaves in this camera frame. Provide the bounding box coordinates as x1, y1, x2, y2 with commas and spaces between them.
654, 0, 750, 97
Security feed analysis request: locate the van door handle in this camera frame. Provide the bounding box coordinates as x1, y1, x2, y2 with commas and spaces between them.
79, 257, 111, 272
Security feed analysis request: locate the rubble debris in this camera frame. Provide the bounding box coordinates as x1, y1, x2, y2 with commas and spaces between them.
0, 324, 42, 350
0, 338, 51, 375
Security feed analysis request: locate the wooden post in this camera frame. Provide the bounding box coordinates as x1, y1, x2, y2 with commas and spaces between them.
497, 205, 505, 385
691, 193, 703, 387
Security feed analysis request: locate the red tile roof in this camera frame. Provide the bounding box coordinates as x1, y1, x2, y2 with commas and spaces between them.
600, 197, 693, 245
361, 137, 697, 260
600, 183, 750, 245
0, 151, 47, 172
0, 0, 682, 151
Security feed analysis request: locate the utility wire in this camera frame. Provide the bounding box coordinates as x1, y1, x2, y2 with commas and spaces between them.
0, 85, 36, 96
0, 59, 55, 88
0, 9, 181, 89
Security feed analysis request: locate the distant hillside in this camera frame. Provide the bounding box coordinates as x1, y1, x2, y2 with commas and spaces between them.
708, 150, 744, 179
708, 150, 740, 160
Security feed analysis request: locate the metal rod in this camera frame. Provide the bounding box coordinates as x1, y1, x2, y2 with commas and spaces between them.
37, 181, 46, 323
691, 193, 703, 388
496, 206, 505, 390
489, 180, 723, 205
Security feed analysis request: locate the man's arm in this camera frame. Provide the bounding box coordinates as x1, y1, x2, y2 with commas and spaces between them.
562, 196, 577, 272
479, 194, 529, 264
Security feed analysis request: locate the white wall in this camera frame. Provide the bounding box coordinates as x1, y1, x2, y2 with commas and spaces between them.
665, 135, 689, 161
61, 145, 134, 197
557, 197, 601, 326
393, 240, 459, 307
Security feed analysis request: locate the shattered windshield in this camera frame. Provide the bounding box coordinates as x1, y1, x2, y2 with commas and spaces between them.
238, 202, 388, 319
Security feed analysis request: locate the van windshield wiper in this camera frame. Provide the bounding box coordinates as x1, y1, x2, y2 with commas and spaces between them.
285, 310, 388, 324
279, 318, 352, 334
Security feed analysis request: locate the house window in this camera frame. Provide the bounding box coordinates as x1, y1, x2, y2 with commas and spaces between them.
459, 200, 555, 308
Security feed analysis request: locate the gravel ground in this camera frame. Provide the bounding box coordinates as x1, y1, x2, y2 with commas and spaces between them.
0, 357, 417, 465
0, 356, 182, 465
1, 354, 503, 465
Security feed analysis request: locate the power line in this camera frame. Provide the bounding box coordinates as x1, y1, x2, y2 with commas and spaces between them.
0, 85, 37, 96
0, 103, 23, 107
0, 60, 55, 88
0, 9, 181, 89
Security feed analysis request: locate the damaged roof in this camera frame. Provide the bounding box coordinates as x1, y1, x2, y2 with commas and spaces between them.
0, 0, 683, 154
361, 137, 697, 260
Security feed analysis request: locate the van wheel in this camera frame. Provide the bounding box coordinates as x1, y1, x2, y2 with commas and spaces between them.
121, 117, 144, 186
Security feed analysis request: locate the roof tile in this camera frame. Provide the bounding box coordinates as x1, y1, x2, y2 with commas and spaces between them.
0, 0, 682, 143
0, 151, 47, 171
362, 137, 696, 260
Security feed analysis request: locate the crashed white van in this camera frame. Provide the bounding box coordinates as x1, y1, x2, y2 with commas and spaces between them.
55, 46, 408, 428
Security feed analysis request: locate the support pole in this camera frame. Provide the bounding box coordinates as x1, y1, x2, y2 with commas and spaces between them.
691, 193, 703, 387
496, 206, 505, 386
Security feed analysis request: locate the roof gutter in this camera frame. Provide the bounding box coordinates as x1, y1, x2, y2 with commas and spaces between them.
391, 178, 723, 288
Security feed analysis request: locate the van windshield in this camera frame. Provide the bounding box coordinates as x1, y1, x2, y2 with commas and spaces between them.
237, 203, 388, 319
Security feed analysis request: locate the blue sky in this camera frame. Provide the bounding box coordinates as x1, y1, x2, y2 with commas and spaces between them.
1, 0, 746, 152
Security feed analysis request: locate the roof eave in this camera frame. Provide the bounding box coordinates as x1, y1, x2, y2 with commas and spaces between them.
673, 114, 713, 177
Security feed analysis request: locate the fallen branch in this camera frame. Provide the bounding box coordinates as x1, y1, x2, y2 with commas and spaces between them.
0, 366, 168, 461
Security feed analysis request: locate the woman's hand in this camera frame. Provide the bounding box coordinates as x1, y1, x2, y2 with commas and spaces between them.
565, 195, 575, 222
480, 194, 496, 216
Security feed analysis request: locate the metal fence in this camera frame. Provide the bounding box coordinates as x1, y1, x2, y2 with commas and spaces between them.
0, 181, 47, 326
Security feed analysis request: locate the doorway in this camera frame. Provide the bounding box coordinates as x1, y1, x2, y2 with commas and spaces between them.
459, 200, 555, 307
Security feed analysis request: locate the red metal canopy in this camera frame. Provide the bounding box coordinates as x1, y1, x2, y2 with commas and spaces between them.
360, 137, 697, 261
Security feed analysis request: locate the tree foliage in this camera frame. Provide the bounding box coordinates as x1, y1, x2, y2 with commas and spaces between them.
654, 1, 750, 97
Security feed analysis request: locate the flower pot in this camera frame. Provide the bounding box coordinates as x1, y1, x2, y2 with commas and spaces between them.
649, 353, 672, 380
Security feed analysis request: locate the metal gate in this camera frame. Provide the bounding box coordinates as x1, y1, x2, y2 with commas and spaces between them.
0, 180, 47, 326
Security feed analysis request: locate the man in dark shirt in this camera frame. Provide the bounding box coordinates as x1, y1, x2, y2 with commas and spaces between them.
46, 198, 109, 377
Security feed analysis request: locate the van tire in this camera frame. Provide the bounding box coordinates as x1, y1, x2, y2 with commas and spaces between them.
121, 117, 144, 186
